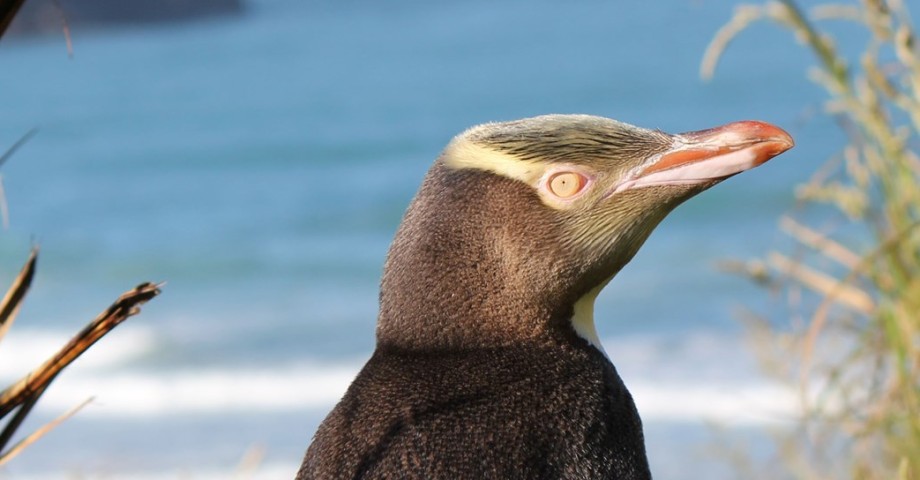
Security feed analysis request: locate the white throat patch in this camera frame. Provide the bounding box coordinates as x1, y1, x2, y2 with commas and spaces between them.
571, 281, 611, 357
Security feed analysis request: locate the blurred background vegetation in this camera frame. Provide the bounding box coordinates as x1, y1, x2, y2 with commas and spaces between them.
705, 0, 919, 478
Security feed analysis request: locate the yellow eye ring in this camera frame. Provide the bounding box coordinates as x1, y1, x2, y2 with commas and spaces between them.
547, 171, 587, 198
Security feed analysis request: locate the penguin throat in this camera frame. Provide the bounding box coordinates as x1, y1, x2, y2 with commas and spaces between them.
571, 279, 611, 356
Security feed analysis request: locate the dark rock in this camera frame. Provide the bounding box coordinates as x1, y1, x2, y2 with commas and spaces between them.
7, 0, 244, 35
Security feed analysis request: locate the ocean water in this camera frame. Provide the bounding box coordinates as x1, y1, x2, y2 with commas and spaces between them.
0, 0, 844, 478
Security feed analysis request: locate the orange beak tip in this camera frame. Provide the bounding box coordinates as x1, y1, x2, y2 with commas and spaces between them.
621, 120, 795, 191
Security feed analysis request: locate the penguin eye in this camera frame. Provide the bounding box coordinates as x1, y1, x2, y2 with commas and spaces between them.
547, 172, 587, 199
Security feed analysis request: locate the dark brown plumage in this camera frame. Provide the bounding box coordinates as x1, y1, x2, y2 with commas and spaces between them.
297, 114, 793, 480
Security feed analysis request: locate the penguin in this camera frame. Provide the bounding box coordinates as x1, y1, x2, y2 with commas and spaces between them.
296, 114, 793, 480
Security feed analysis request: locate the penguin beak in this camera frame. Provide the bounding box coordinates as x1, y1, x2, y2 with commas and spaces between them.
613, 121, 794, 192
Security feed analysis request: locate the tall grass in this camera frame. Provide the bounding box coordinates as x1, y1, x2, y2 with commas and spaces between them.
703, 0, 919, 478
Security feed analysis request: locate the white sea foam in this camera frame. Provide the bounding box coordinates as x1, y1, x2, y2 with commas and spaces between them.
32, 366, 795, 425
27, 361, 363, 416
0, 325, 158, 378
5, 329, 799, 426
631, 382, 796, 426
4, 462, 300, 480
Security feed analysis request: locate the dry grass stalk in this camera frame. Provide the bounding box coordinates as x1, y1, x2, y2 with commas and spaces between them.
0, 282, 161, 418
0, 0, 28, 39
0, 247, 36, 344
0, 129, 38, 229
767, 252, 874, 315
234, 444, 267, 480
48, 0, 72, 57
0, 397, 92, 466
0, 280, 161, 463
778, 216, 861, 269
704, 0, 920, 478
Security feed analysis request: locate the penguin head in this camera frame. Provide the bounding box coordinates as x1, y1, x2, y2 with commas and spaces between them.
378, 114, 793, 350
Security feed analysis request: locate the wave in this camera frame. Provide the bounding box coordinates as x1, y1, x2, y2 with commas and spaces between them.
31, 366, 795, 426
0, 328, 795, 426
3, 462, 300, 480
0, 326, 158, 377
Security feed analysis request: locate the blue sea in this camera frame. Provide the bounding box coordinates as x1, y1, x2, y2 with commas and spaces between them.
0, 0, 846, 478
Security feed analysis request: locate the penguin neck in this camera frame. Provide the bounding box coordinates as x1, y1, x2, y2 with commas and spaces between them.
376, 263, 564, 350
376, 247, 615, 353
375, 230, 576, 350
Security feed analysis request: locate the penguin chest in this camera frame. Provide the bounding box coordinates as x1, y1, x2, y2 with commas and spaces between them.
300, 345, 651, 480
